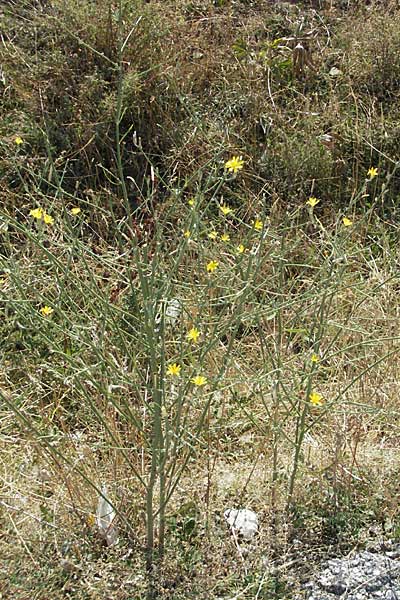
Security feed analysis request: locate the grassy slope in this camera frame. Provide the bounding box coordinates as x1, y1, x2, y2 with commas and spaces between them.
1, 0, 400, 598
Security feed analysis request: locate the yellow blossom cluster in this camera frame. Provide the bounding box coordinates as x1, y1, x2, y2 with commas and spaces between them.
304, 196, 357, 227
166, 363, 208, 387
30, 206, 81, 225
29, 207, 54, 225
166, 324, 207, 386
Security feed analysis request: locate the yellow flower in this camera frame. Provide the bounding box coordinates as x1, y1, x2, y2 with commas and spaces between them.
86, 514, 96, 528
220, 203, 233, 216
311, 353, 320, 363
253, 219, 263, 231
342, 217, 353, 227
367, 167, 378, 179
40, 305, 54, 317
43, 213, 54, 225
220, 233, 230, 242
309, 391, 323, 406
14, 136, 23, 146
188, 198, 195, 207
30, 207, 43, 220
208, 230, 218, 240
306, 196, 320, 208
70, 207, 81, 215
167, 363, 181, 377
191, 375, 207, 387
184, 229, 191, 238
206, 260, 219, 273
236, 244, 245, 254
187, 327, 200, 343
224, 155, 244, 173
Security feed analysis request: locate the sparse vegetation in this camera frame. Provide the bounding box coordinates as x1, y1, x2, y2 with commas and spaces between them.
1, 0, 400, 598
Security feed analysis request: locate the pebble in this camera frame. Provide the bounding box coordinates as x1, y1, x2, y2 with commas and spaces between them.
224, 508, 259, 541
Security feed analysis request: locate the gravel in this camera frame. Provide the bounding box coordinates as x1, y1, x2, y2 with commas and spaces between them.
299, 549, 400, 600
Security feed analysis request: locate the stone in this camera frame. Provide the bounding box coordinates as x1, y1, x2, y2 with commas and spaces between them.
224, 508, 259, 541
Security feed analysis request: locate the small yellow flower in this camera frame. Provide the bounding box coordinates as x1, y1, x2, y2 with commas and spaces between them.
188, 198, 196, 207
236, 244, 245, 254
342, 217, 353, 227
367, 167, 378, 179
15, 136, 23, 146
30, 207, 43, 220
43, 213, 54, 225
206, 260, 219, 273
70, 207, 81, 215
184, 229, 191, 238
221, 233, 230, 242
309, 391, 323, 406
187, 327, 200, 343
311, 353, 320, 363
208, 230, 218, 240
253, 219, 263, 231
224, 155, 244, 174
220, 203, 233, 216
306, 197, 320, 208
191, 375, 207, 387
40, 305, 54, 317
86, 514, 96, 527
167, 363, 181, 377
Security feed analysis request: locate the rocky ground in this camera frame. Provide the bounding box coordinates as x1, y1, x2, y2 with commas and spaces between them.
298, 545, 400, 600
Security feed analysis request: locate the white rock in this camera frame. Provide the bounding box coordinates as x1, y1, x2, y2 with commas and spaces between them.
224, 508, 259, 540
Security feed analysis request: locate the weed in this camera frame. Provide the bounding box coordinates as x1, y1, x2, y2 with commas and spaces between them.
1, 1, 400, 598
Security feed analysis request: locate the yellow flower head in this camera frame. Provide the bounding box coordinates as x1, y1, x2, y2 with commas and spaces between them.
253, 219, 263, 231
43, 213, 54, 225
224, 155, 244, 174
367, 167, 378, 179
167, 363, 181, 377
70, 207, 81, 215
40, 305, 54, 317
342, 217, 353, 227
86, 514, 96, 528
30, 207, 43, 220
206, 260, 219, 273
188, 198, 196, 207
311, 353, 320, 363
236, 244, 245, 254
309, 391, 323, 406
191, 375, 207, 387
187, 327, 200, 343
220, 233, 230, 242
15, 136, 23, 146
306, 196, 320, 208
220, 203, 233, 216
184, 229, 191, 238
208, 230, 218, 240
